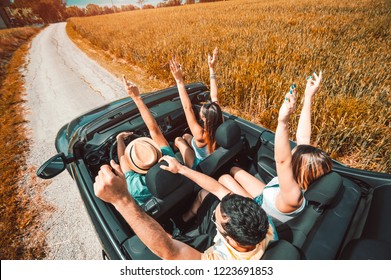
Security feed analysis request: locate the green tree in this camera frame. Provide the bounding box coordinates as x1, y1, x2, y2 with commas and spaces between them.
66, 5, 84, 18
121, 4, 137, 12
143, 4, 155, 9
102, 5, 114, 14
38, 0, 65, 22
12, 0, 65, 23
85, 3, 101, 16
166, 0, 181, 6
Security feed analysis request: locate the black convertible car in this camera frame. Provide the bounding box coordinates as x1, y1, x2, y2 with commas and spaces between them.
37, 82, 391, 260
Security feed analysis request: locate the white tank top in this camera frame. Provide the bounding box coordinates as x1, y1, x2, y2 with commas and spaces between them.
191, 137, 209, 160
259, 177, 306, 225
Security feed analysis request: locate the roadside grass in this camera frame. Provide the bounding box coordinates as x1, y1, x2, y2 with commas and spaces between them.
0, 27, 53, 259
67, 0, 390, 173
65, 23, 169, 93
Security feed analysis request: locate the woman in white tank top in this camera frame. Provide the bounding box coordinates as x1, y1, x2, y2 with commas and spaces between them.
218, 71, 332, 224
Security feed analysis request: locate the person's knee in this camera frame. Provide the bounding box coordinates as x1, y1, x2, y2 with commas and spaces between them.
174, 136, 184, 147
189, 190, 207, 216
182, 133, 193, 144
230, 166, 243, 176
218, 174, 232, 186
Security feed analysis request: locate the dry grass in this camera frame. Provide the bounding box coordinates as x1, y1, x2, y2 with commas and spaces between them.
0, 27, 54, 259
67, 0, 390, 173
65, 23, 169, 93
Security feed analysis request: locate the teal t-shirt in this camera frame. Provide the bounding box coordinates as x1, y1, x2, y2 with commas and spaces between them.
125, 146, 175, 206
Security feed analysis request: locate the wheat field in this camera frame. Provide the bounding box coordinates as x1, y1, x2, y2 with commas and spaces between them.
67, 0, 390, 173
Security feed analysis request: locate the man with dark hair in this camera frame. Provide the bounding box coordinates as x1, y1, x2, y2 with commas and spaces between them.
94, 155, 275, 260
220, 194, 270, 246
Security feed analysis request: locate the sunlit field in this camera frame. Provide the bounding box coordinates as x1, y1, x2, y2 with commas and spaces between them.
67, 0, 390, 173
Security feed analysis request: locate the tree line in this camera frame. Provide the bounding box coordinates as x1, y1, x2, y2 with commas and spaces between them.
9, 0, 222, 26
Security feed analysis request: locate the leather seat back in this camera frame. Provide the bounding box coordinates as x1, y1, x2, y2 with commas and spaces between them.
197, 119, 243, 176
144, 161, 196, 219
277, 172, 362, 259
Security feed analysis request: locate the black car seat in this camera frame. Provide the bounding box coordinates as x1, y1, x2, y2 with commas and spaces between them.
276, 171, 362, 259
339, 238, 391, 260
121, 160, 199, 259
196, 119, 243, 176
339, 184, 391, 259
261, 240, 301, 260
123, 234, 302, 260
143, 161, 197, 220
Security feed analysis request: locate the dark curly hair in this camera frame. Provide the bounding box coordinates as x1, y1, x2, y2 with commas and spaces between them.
220, 194, 269, 246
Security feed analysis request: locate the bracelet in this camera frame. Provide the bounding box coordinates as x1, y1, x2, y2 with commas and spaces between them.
210, 74, 216, 79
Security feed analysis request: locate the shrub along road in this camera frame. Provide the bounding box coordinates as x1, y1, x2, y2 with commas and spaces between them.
23, 22, 127, 259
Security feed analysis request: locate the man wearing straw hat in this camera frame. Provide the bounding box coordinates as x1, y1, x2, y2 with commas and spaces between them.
94, 76, 275, 260
114, 75, 176, 206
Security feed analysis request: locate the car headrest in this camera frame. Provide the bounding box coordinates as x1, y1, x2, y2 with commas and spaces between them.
216, 120, 241, 149
145, 161, 183, 199
304, 171, 342, 207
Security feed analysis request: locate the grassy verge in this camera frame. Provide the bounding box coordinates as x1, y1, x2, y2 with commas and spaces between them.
66, 23, 168, 93
0, 27, 53, 259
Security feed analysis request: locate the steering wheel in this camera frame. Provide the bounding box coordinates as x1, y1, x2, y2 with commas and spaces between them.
109, 133, 140, 164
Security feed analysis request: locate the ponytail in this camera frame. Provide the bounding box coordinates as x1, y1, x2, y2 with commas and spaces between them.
202, 102, 223, 153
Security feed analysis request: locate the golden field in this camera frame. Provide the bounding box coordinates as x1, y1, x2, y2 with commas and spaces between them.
67, 0, 390, 173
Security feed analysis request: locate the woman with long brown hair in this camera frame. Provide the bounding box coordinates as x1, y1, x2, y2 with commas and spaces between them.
218, 71, 332, 224
170, 48, 223, 169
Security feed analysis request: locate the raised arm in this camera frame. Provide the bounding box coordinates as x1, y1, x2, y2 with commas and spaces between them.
160, 155, 230, 200
274, 90, 302, 210
296, 71, 322, 145
208, 47, 219, 103
94, 163, 202, 260
122, 75, 169, 148
116, 131, 134, 173
169, 58, 204, 141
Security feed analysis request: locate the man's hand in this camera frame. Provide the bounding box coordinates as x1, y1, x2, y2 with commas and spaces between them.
94, 162, 128, 205
116, 131, 133, 142
122, 75, 140, 99
110, 159, 125, 179
159, 155, 184, 174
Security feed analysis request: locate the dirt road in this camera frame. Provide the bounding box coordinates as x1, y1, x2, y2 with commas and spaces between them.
23, 22, 127, 259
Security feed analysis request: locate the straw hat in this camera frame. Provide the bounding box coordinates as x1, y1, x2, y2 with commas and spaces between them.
124, 137, 162, 174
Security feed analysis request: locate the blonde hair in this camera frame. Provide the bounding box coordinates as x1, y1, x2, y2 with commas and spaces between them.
292, 145, 333, 191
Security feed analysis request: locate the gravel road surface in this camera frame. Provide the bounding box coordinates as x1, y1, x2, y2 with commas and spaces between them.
23, 22, 127, 260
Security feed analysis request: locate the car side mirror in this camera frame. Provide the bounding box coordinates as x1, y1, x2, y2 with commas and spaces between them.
36, 153, 70, 179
